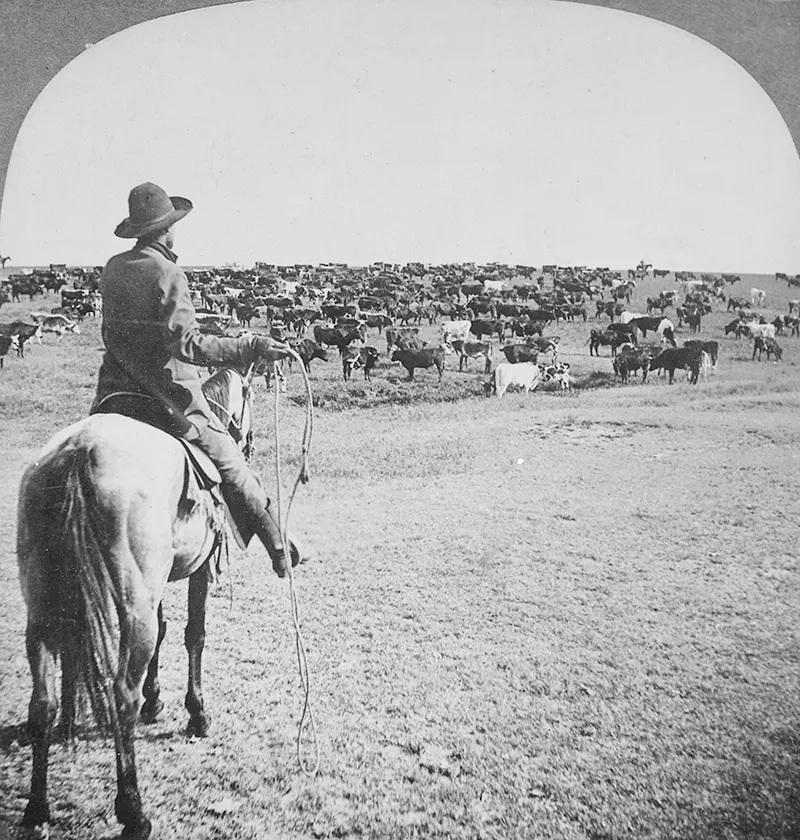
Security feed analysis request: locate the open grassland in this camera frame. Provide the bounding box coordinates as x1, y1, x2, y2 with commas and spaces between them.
0, 273, 799, 839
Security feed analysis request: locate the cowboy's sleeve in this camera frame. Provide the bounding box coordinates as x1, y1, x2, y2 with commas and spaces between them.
160, 266, 256, 367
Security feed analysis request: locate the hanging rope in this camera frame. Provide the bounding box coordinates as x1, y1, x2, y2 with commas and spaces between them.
270, 348, 320, 777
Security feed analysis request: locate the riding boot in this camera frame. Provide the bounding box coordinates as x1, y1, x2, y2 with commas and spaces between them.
251, 504, 302, 578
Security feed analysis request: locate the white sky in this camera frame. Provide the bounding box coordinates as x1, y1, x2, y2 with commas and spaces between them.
1, 0, 799, 272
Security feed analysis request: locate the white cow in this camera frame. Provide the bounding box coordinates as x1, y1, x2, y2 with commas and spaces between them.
619, 311, 647, 324
745, 322, 776, 341
490, 362, 541, 397
483, 279, 507, 293
30, 313, 81, 339
750, 287, 766, 306
441, 319, 472, 344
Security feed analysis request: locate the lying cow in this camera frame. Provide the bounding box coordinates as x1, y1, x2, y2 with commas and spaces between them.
487, 362, 540, 397
538, 362, 574, 393
450, 339, 492, 373
391, 346, 447, 381
500, 343, 539, 364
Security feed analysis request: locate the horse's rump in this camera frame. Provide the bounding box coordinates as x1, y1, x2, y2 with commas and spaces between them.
17, 415, 227, 725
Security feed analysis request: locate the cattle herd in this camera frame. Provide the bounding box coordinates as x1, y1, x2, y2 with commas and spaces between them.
0, 261, 797, 397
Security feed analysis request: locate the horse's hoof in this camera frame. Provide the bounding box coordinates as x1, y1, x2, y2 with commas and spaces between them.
22, 801, 50, 832
186, 715, 211, 738
20, 824, 49, 839
140, 699, 164, 724
120, 816, 152, 839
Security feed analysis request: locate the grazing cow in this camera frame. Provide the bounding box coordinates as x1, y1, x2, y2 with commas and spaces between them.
653, 269, 670, 278
750, 287, 766, 306
0, 334, 18, 369
488, 362, 541, 397
613, 345, 654, 383
500, 343, 539, 364
450, 339, 492, 373
0, 321, 42, 357
752, 336, 782, 361
589, 328, 629, 357
292, 338, 329, 372
441, 319, 472, 345
649, 346, 704, 384
683, 340, 719, 368
391, 346, 447, 381
30, 312, 81, 339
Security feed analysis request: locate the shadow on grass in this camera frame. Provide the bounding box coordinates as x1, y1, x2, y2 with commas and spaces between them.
690, 723, 800, 840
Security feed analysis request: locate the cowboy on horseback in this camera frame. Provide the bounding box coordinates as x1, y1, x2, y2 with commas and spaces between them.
91, 182, 304, 577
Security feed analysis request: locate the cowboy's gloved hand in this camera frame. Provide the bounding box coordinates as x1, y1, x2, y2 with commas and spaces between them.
250, 336, 293, 364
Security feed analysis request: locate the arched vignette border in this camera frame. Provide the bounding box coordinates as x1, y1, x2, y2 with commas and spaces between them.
0, 0, 797, 222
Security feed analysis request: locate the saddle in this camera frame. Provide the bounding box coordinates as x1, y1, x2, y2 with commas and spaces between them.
92, 393, 248, 553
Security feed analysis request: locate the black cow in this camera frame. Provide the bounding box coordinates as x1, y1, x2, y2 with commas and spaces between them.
0, 321, 42, 357
292, 338, 329, 371
613, 345, 654, 383
649, 346, 704, 384
470, 319, 505, 341
0, 334, 17, 369
391, 347, 446, 381
385, 326, 422, 354
683, 340, 719, 367
313, 324, 361, 352
589, 329, 629, 357
363, 313, 393, 334
500, 343, 539, 364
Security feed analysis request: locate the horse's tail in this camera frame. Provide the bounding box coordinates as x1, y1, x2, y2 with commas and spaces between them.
57, 446, 121, 731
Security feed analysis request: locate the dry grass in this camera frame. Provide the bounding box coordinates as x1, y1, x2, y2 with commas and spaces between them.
0, 273, 799, 839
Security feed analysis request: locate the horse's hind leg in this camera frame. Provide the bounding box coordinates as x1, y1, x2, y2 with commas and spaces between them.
140, 603, 167, 724
22, 621, 59, 830
56, 627, 79, 742
185, 569, 211, 737
113, 608, 159, 839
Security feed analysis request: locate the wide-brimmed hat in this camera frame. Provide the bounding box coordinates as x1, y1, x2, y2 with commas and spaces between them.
114, 182, 193, 239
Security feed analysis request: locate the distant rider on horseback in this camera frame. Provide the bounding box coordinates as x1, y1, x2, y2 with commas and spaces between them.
91, 182, 304, 577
